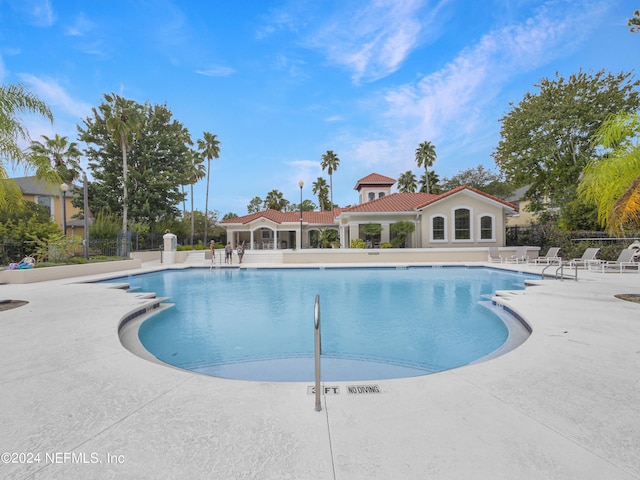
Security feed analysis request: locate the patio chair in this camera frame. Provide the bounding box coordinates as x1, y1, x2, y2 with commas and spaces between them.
504, 246, 528, 264
531, 247, 561, 265
589, 249, 639, 273
568, 248, 600, 269
487, 247, 502, 263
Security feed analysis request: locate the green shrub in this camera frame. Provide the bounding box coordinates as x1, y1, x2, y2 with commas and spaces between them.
350, 238, 366, 248
380, 242, 393, 248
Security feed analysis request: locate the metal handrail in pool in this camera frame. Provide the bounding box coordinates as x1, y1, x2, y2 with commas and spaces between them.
314, 294, 321, 412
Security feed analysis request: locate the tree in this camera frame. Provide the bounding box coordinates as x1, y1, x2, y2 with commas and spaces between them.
415, 141, 437, 194
28, 134, 82, 183
397, 171, 417, 192
419, 171, 442, 194
578, 111, 640, 234
78, 95, 193, 232
247, 196, 263, 213
493, 70, 640, 212
102, 93, 143, 237
312, 176, 329, 210
186, 150, 206, 245
28, 134, 82, 233
197, 132, 221, 243
264, 189, 287, 211
320, 150, 340, 207
629, 9, 640, 33
390, 221, 415, 248
0, 83, 54, 210
440, 165, 514, 198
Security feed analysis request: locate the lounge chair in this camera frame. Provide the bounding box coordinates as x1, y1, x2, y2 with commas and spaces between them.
487, 247, 502, 263
589, 249, 639, 273
504, 246, 528, 264
531, 247, 561, 265
568, 248, 600, 269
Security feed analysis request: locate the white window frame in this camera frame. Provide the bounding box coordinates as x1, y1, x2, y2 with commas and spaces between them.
478, 214, 495, 242
452, 206, 473, 242
430, 214, 447, 243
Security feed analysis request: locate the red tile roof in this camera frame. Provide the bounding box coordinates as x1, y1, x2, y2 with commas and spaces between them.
221, 208, 345, 225
354, 173, 396, 190
341, 192, 437, 213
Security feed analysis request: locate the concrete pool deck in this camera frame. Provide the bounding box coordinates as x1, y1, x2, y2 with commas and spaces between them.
1, 262, 639, 479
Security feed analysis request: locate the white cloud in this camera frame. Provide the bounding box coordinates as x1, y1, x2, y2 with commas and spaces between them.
17, 74, 92, 119
8, 0, 55, 27
65, 12, 95, 37
341, 0, 610, 176
307, 0, 433, 83
196, 66, 236, 77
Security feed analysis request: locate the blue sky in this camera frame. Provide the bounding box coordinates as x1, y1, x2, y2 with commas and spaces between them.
1, 0, 638, 217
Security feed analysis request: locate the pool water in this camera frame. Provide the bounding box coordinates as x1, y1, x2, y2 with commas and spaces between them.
109, 267, 536, 382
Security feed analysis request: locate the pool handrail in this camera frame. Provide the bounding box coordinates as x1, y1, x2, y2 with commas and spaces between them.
314, 294, 321, 412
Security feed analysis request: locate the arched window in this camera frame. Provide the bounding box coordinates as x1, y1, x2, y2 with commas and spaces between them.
480, 215, 493, 240
368, 192, 375, 201
432, 216, 445, 241
454, 208, 471, 240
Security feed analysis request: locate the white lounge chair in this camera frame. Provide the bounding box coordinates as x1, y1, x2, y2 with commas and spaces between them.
569, 248, 600, 269
589, 249, 639, 273
487, 247, 502, 263
531, 247, 561, 265
505, 246, 528, 264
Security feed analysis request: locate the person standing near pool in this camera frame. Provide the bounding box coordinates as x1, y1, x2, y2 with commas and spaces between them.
224, 241, 233, 264
210, 240, 216, 260
236, 242, 244, 264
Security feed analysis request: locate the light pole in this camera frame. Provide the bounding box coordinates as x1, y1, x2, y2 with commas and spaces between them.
299, 180, 304, 249
83, 173, 89, 259
60, 183, 69, 236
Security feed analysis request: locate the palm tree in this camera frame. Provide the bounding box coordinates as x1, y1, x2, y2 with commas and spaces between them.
419, 170, 441, 194
187, 151, 206, 245
321, 150, 340, 208
0, 83, 53, 210
312, 177, 329, 210
264, 189, 285, 210
578, 111, 640, 234
197, 132, 221, 243
28, 134, 82, 182
415, 141, 437, 194
103, 93, 142, 237
397, 171, 417, 192
28, 134, 82, 234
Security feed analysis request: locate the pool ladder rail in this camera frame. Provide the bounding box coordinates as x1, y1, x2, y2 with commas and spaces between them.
541, 259, 578, 281
314, 294, 322, 412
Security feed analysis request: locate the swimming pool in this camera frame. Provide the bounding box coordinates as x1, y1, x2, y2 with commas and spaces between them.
111, 267, 537, 382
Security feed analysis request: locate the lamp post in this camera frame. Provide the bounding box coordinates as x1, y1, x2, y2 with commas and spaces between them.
60, 183, 69, 236
83, 173, 89, 259
299, 180, 304, 249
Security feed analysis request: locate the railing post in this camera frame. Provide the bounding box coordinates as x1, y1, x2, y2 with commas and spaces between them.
314, 294, 321, 412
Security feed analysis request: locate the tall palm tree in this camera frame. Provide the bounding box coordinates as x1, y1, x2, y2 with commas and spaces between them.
0, 83, 53, 210
312, 176, 329, 210
103, 93, 142, 236
187, 151, 206, 245
321, 150, 340, 208
197, 132, 221, 243
415, 141, 437, 194
397, 170, 417, 193
578, 111, 640, 234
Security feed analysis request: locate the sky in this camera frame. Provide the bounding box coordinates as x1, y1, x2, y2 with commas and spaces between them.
1, 0, 638, 217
